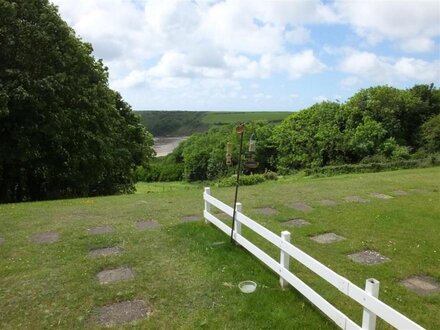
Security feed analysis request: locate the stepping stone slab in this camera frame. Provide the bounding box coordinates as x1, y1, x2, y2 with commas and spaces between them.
254, 207, 278, 215
344, 196, 370, 203
318, 199, 337, 206
401, 276, 440, 295
97, 299, 150, 327
181, 215, 201, 222
410, 188, 430, 193
97, 267, 134, 284
88, 225, 114, 235
348, 250, 390, 265
310, 233, 345, 244
283, 219, 311, 227
392, 190, 408, 196
370, 192, 393, 200
89, 246, 123, 258
290, 202, 313, 212
136, 220, 160, 230
31, 231, 59, 244
214, 212, 230, 221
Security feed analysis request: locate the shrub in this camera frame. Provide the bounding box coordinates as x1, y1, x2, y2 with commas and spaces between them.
304, 158, 439, 177
263, 170, 278, 180
216, 174, 266, 187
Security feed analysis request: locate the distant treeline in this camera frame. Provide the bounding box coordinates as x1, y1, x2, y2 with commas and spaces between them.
136, 84, 440, 182
137, 111, 290, 136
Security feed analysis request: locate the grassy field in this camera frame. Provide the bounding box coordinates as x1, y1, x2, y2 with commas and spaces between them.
0, 167, 439, 329
201, 111, 290, 125
136, 111, 291, 136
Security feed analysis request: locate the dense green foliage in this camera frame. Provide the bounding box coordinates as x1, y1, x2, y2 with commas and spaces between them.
142, 84, 439, 183
0, 0, 153, 202
216, 171, 278, 187
201, 111, 290, 125
275, 85, 439, 174
138, 111, 208, 136
137, 110, 290, 137
304, 156, 440, 177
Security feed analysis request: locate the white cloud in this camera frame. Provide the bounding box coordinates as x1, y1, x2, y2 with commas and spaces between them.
199, 1, 283, 55
285, 26, 311, 45
281, 50, 326, 79
394, 57, 440, 81
340, 50, 440, 83
333, 0, 440, 52
50, 0, 440, 110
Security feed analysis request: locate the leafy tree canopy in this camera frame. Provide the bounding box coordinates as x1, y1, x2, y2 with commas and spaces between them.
0, 0, 154, 202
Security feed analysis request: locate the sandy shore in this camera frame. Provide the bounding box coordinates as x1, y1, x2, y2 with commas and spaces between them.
153, 136, 188, 157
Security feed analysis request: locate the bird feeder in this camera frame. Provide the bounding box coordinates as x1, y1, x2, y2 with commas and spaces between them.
244, 133, 259, 169
226, 142, 232, 166
248, 133, 256, 153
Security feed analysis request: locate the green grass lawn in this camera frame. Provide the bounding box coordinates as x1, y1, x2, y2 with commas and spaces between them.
0, 168, 439, 329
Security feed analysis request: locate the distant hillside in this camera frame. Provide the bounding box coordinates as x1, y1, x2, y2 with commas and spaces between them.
136, 111, 291, 136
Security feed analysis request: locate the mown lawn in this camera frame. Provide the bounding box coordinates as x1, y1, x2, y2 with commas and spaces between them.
0, 167, 439, 329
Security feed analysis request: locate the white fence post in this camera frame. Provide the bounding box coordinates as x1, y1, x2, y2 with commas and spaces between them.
362, 278, 380, 330
234, 202, 242, 241
204, 187, 211, 224
279, 230, 291, 289
202, 191, 424, 330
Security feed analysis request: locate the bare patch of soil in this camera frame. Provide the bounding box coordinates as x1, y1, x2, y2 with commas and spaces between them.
96, 299, 150, 327
89, 246, 122, 258
31, 231, 59, 244
283, 219, 311, 227
214, 212, 231, 221
410, 188, 430, 193
370, 192, 393, 200
401, 276, 440, 295
348, 250, 390, 265
310, 233, 345, 244
289, 202, 313, 212
318, 199, 337, 206
392, 190, 408, 196
88, 226, 114, 235
136, 220, 161, 230
344, 196, 370, 203
97, 267, 134, 284
254, 207, 278, 215
181, 215, 201, 222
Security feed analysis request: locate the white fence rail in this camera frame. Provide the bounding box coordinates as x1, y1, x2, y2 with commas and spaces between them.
203, 187, 424, 330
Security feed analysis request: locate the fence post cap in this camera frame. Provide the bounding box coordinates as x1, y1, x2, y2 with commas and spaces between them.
367, 278, 380, 285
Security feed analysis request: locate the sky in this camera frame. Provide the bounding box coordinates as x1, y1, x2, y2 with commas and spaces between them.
51, 0, 440, 111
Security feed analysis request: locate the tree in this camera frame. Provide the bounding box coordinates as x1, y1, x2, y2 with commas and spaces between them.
274, 102, 345, 172
344, 86, 417, 145
347, 116, 386, 160
0, 0, 154, 202
420, 114, 440, 153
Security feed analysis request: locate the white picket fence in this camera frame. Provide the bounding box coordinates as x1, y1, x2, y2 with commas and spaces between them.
203, 187, 424, 330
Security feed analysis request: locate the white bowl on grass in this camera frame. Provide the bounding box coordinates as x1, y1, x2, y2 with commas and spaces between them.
238, 281, 257, 293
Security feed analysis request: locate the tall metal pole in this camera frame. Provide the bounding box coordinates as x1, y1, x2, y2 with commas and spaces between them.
230, 129, 244, 243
